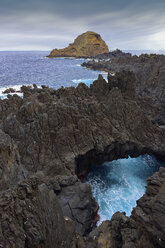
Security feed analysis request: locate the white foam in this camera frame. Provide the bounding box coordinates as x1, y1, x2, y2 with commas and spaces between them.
72, 78, 95, 84
72, 74, 108, 86
101, 72, 108, 75
86, 155, 164, 225
0, 84, 31, 99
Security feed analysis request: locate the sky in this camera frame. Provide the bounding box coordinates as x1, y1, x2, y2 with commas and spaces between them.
0, 0, 165, 51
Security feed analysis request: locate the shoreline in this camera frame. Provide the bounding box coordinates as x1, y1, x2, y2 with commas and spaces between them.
0, 53, 165, 247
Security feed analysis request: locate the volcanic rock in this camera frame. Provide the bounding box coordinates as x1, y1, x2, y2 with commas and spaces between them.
90, 167, 165, 248
0, 70, 165, 247
2, 88, 16, 94
48, 31, 109, 58
0, 128, 25, 190
56, 175, 98, 235
0, 175, 69, 248
82, 54, 165, 125
1, 73, 165, 177
90, 48, 131, 59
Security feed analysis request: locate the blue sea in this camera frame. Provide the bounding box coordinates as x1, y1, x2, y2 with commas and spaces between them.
0, 50, 164, 224
0, 51, 108, 98
0, 50, 165, 98
85, 155, 164, 224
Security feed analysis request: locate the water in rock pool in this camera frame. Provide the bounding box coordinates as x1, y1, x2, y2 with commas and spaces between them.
85, 155, 165, 224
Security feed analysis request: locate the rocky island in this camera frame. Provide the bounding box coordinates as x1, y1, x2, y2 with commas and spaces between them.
0, 54, 165, 247
48, 31, 109, 58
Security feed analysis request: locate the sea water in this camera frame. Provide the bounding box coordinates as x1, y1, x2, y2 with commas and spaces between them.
0, 51, 107, 98
85, 155, 165, 224
1, 50, 165, 98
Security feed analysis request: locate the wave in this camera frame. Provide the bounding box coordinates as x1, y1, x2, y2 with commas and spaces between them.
72, 74, 108, 86
85, 155, 164, 225
0, 84, 31, 99
72, 78, 95, 86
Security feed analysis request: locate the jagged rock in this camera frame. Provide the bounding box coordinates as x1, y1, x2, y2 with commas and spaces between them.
1, 72, 165, 179
2, 87, 16, 94
48, 31, 109, 58
108, 70, 136, 98
56, 177, 98, 235
131, 167, 165, 248
0, 175, 69, 248
0, 172, 98, 248
0, 69, 165, 246
82, 53, 165, 125
90, 48, 131, 59
89, 167, 165, 248
0, 128, 24, 190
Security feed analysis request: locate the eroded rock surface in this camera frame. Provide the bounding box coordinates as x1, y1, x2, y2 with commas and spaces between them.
0, 128, 24, 190
0, 175, 69, 248
48, 31, 109, 58
90, 167, 165, 248
89, 49, 131, 59
50, 175, 98, 235
82, 54, 165, 125
0, 68, 165, 247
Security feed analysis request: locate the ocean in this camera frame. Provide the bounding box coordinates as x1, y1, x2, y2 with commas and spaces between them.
0, 51, 107, 98
85, 155, 164, 223
0, 50, 165, 98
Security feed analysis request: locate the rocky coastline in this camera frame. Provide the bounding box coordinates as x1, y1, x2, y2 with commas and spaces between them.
0, 59, 165, 247
82, 53, 165, 126
88, 48, 132, 59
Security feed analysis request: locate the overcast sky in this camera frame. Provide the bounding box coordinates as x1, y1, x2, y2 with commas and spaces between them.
1, 0, 165, 51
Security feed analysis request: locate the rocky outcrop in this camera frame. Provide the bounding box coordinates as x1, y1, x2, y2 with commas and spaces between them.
0, 171, 99, 247
0, 69, 165, 247
0, 128, 25, 190
48, 31, 109, 58
1, 74, 165, 178
82, 54, 165, 125
2, 88, 16, 94
0, 175, 69, 248
1, 72, 165, 176
90, 167, 165, 248
51, 175, 98, 235
89, 49, 131, 59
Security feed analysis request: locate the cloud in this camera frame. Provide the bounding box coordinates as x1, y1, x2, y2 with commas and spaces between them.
0, 0, 165, 50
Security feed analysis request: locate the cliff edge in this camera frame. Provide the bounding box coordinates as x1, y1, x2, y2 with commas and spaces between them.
48, 31, 109, 58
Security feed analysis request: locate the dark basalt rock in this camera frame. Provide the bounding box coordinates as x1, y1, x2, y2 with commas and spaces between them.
1, 73, 165, 177
82, 54, 165, 125
89, 49, 131, 59
0, 69, 165, 247
0, 175, 70, 248
56, 176, 98, 235
2, 87, 16, 94
0, 128, 25, 190
0, 172, 99, 247
90, 167, 165, 248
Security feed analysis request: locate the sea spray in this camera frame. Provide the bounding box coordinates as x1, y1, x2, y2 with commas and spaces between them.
85, 155, 165, 225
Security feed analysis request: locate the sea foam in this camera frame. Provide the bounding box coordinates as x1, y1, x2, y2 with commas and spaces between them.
0, 84, 30, 99
85, 155, 164, 225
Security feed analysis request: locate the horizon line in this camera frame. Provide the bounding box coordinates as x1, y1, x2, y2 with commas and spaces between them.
0, 49, 165, 52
